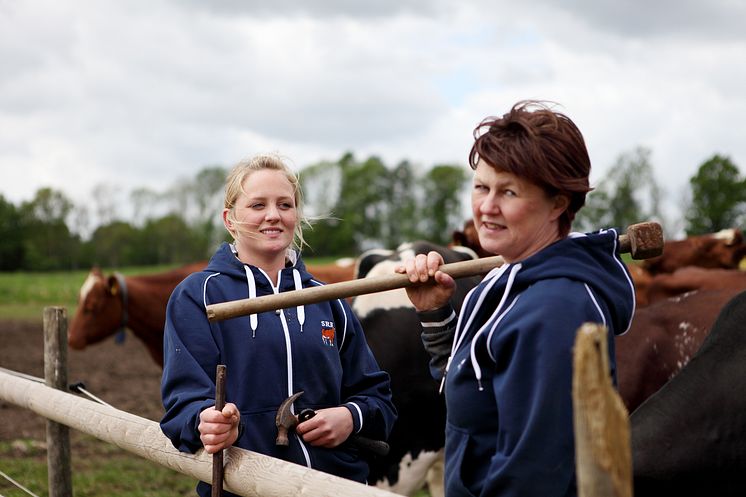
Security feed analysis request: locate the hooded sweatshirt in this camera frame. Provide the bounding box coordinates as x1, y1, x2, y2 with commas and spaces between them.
160, 242, 397, 497
418, 229, 636, 497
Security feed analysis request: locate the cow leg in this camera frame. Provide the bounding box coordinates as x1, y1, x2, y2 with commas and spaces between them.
424, 449, 445, 497
375, 450, 443, 496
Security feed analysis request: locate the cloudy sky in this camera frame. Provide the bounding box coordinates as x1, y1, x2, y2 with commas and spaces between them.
1, 0, 744, 232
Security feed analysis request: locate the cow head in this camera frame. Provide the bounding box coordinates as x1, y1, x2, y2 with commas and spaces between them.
68, 267, 125, 350
450, 219, 492, 259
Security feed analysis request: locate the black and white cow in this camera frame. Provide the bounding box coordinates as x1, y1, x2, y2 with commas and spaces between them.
354, 241, 483, 496
630, 290, 746, 497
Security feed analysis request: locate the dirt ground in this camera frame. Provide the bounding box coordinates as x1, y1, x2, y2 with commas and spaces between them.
0, 319, 164, 442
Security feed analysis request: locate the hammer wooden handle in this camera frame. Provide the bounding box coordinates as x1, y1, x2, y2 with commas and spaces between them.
206, 221, 663, 322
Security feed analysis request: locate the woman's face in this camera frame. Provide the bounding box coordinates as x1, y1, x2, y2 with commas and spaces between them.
224, 169, 298, 265
471, 160, 567, 263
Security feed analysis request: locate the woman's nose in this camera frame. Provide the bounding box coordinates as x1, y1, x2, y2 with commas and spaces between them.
478, 193, 499, 214
265, 204, 280, 220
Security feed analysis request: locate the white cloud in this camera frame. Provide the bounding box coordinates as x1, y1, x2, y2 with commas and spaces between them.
1, 0, 744, 236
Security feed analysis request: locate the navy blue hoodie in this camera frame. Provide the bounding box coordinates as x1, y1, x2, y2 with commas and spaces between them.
418, 229, 636, 497
161, 243, 397, 497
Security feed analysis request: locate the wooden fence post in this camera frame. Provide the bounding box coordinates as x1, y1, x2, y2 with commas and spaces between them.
44, 306, 73, 497
572, 323, 632, 497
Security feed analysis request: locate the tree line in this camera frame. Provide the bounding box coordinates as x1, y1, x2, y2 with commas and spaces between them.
1, 150, 744, 272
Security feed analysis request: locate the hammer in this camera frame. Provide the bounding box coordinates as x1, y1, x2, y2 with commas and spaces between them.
206, 221, 664, 322
275, 391, 390, 457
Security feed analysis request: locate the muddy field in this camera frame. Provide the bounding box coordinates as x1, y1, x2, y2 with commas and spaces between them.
0, 319, 164, 442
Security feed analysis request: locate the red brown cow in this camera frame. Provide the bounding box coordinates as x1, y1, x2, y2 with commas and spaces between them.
68, 262, 207, 366
644, 266, 746, 305
631, 290, 746, 497
69, 259, 357, 367
615, 287, 743, 413
641, 228, 746, 275
627, 263, 654, 307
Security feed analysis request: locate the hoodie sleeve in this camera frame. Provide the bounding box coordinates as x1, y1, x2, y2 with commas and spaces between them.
480, 279, 601, 497
334, 300, 397, 441
160, 275, 221, 453
417, 305, 458, 379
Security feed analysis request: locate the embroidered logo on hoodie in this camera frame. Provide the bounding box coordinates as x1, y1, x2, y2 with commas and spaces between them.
320, 320, 335, 346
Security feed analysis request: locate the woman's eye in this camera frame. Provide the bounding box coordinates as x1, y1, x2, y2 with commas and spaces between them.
250, 203, 264, 209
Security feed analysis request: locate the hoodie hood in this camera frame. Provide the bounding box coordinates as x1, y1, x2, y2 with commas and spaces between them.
514, 228, 636, 335
445, 228, 636, 390
204, 242, 313, 335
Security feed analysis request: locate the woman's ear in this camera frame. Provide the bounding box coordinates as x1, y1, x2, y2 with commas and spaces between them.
222, 209, 233, 232
551, 194, 570, 220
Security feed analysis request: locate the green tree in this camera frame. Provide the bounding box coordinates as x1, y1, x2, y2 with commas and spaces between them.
299, 158, 355, 257
420, 164, 470, 245
191, 166, 228, 251
685, 154, 746, 235
381, 160, 420, 247
0, 195, 24, 270
575, 147, 662, 233
137, 214, 206, 265
19, 188, 81, 270
87, 221, 140, 267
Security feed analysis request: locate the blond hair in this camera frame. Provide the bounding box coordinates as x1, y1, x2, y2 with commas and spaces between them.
223, 153, 309, 251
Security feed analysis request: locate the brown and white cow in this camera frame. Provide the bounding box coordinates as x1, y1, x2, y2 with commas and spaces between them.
631, 290, 746, 497
69, 258, 356, 367
69, 262, 207, 366
641, 228, 746, 275
643, 266, 746, 305
615, 287, 744, 413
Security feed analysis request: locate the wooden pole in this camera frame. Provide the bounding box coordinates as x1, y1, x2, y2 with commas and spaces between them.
0, 369, 402, 497
572, 323, 632, 497
44, 306, 73, 497
207, 255, 504, 321
207, 221, 664, 322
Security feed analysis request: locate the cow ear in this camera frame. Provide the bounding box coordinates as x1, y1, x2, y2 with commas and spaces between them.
107, 275, 120, 297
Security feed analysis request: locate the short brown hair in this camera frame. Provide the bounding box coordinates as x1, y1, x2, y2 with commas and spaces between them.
468, 100, 592, 237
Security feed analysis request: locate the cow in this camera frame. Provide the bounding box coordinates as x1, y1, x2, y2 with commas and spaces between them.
630, 290, 746, 497
69, 262, 206, 366
450, 219, 493, 258
626, 263, 654, 307
615, 287, 745, 413
352, 240, 483, 497
68, 259, 357, 366
644, 266, 746, 305
641, 228, 746, 275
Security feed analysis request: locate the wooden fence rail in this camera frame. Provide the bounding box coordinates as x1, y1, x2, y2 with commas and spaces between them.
0, 369, 401, 497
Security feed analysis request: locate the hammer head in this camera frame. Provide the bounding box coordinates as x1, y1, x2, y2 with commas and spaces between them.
275, 390, 304, 446
627, 221, 664, 260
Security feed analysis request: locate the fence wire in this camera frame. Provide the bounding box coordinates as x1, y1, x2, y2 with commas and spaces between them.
0, 468, 41, 497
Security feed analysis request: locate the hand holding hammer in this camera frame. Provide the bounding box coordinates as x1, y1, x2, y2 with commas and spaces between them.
275, 391, 390, 457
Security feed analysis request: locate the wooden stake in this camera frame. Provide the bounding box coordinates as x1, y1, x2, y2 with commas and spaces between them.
44, 306, 73, 497
572, 323, 632, 497
213, 364, 227, 497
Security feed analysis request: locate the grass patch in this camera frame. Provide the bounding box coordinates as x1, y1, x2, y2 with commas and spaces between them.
0, 265, 187, 322
0, 261, 346, 322
0, 435, 196, 496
